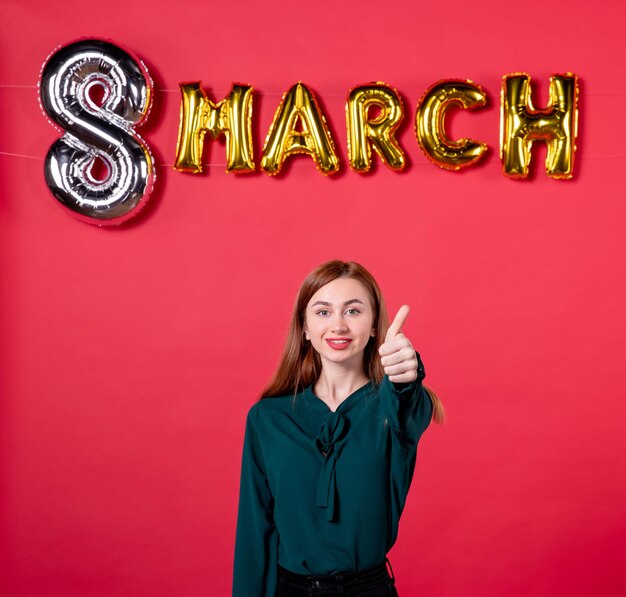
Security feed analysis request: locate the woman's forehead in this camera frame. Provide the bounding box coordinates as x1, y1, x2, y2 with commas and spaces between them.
308, 278, 373, 305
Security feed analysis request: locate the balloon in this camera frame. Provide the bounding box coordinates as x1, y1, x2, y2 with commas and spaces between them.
415, 79, 488, 171
261, 82, 339, 176
175, 83, 255, 174
500, 73, 579, 179
39, 38, 155, 225
346, 83, 406, 172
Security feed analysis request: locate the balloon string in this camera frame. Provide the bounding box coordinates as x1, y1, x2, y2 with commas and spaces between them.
2, 84, 624, 98
0, 151, 227, 167
0, 152, 624, 166
0, 84, 346, 97
0, 151, 44, 160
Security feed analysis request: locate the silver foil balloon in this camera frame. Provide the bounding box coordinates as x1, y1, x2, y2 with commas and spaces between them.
39, 39, 155, 225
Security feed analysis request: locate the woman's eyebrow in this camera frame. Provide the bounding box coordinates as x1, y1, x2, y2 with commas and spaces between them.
310, 299, 365, 307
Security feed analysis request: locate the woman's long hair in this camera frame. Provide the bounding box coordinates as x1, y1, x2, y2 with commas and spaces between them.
260, 260, 444, 424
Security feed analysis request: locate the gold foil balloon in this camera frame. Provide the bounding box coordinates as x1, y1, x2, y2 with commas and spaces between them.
346, 83, 406, 172
261, 82, 339, 176
500, 73, 579, 179
415, 79, 488, 171
175, 83, 255, 174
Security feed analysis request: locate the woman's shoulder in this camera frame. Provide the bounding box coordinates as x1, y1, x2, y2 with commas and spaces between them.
249, 392, 299, 415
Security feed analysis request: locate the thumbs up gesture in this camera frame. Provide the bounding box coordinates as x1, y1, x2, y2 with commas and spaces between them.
378, 305, 419, 383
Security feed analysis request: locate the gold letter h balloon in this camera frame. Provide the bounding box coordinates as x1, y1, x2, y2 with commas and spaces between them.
500, 74, 579, 179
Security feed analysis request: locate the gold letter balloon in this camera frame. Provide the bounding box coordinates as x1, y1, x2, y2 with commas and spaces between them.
261, 82, 339, 176
175, 83, 255, 174
415, 79, 488, 171
500, 73, 579, 179
346, 83, 406, 172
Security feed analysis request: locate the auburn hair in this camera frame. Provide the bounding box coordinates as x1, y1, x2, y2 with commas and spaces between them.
260, 260, 444, 424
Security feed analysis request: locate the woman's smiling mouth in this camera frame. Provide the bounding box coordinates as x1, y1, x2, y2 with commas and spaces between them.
326, 338, 352, 350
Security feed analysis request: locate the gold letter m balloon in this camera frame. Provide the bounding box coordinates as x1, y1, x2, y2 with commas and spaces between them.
500, 73, 579, 179
175, 83, 255, 174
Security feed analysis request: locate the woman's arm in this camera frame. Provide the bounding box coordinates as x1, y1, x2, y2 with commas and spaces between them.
377, 306, 433, 550
380, 355, 431, 446
380, 372, 432, 551
232, 404, 278, 597
378, 304, 432, 442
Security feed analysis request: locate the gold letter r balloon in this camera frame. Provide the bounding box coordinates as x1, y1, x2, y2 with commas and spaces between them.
346, 83, 406, 172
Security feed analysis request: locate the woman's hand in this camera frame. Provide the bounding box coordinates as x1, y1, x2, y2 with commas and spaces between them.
378, 305, 418, 383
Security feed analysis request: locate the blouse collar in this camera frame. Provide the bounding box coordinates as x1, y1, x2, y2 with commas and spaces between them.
302, 380, 373, 414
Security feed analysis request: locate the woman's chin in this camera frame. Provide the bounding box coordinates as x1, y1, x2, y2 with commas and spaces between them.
319, 349, 363, 368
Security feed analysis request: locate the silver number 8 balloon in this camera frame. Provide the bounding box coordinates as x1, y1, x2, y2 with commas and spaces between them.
39, 39, 155, 225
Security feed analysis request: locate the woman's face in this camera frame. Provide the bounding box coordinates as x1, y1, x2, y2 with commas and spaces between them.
303, 277, 376, 370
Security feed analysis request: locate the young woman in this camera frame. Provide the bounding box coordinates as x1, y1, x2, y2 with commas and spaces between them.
233, 260, 443, 597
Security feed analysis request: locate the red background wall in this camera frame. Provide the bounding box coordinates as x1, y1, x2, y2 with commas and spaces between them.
1, 1, 625, 595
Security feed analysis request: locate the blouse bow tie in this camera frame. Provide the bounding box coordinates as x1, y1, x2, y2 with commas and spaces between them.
315, 411, 347, 523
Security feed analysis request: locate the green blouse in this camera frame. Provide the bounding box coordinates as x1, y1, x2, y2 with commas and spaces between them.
233, 355, 432, 597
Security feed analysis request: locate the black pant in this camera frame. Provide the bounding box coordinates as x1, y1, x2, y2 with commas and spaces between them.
275, 558, 399, 596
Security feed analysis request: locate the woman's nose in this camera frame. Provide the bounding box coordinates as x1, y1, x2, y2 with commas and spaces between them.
331, 314, 348, 332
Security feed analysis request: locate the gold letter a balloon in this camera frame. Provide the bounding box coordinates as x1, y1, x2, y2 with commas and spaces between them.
261, 82, 339, 176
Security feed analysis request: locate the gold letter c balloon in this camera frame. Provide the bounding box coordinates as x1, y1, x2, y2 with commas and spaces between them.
415, 79, 488, 171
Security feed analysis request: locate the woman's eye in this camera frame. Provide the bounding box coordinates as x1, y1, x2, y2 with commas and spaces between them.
317, 309, 329, 316
346, 308, 360, 315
